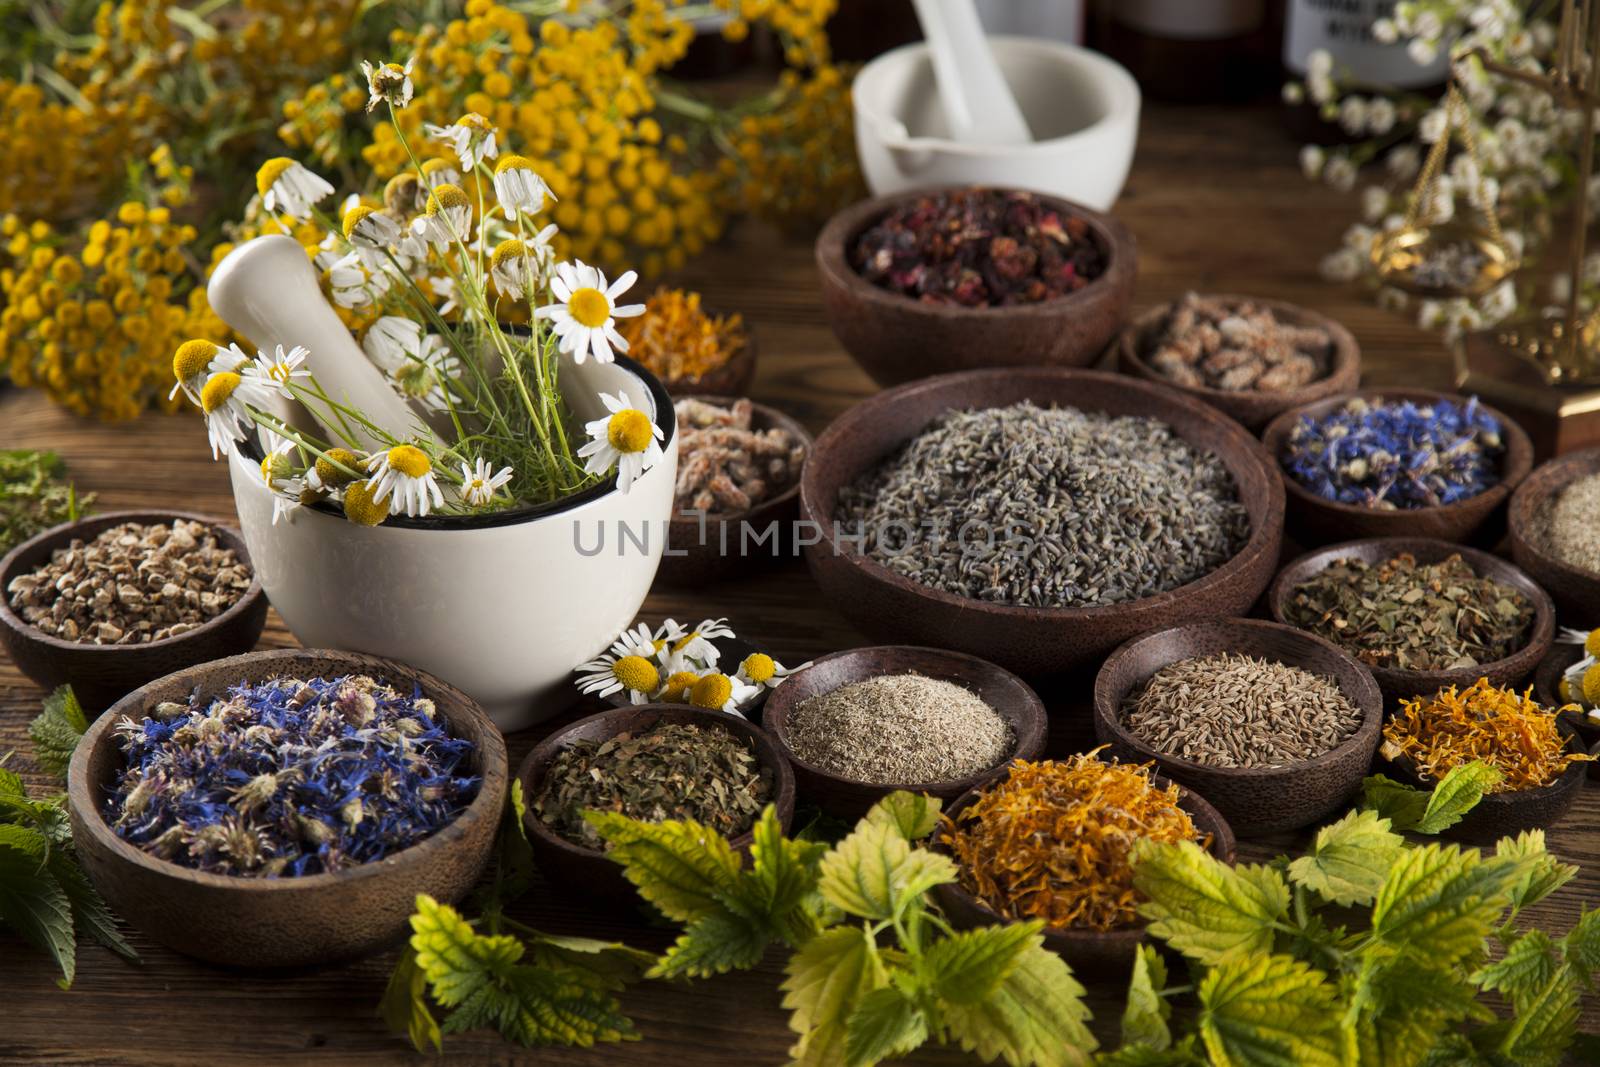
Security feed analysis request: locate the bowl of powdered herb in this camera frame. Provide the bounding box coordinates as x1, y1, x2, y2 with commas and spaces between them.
1509, 446, 1600, 630
761, 645, 1047, 818
1093, 618, 1383, 836
66, 648, 506, 967
799, 367, 1283, 678
0, 510, 268, 709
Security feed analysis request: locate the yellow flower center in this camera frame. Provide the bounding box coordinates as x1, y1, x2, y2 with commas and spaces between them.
612, 655, 660, 693
173, 339, 217, 382
568, 287, 611, 328
315, 447, 361, 486
255, 157, 295, 197
495, 154, 534, 175
424, 183, 470, 215
740, 653, 776, 684
659, 670, 700, 702
384, 173, 422, 213
343, 481, 389, 526
607, 409, 653, 453
342, 205, 377, 239
1583, 663, 1600, 708
458, 112, 490, 131
490, 238, 526, 272
261, 452, 292, 483
421, 158, 456, 179
386, 444, 432, 478
690, 673, 734, 710
199, 372, 240, 413
1586, 630, 1600, 659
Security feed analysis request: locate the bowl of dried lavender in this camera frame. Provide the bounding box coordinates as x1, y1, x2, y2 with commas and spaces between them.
1268, 538, 1555, 707
66, 648, 507, 967
1260, 389, 1534, 547
1508, 446, 1600, 630
1092, 618, 1383, 836
1116, 293, 1361, 431
0, 510, 268, 710
815, 187, 1136, 387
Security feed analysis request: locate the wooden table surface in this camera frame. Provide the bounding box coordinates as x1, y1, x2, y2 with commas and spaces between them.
4, 102, 1595, 1065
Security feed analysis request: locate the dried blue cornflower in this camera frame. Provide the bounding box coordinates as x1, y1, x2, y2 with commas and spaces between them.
1280, 396, 1504, 510
105, 674, 479, 878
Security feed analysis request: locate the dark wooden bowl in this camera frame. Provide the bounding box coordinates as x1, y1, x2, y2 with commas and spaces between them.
798, 367, 1285, 679
660, 325, 757, 398
1268, 538, 1555, 708
815, 188, 1137, 388
931, 769, 1236, 979
0, 510, 270, 711
1092, 619, 1383, 836
1376, 719, 1587, 844
1260, 389, 1533, 547
517, 704, 795, 909
600, 635, 774, 717
1533, 643, 1600, 777
655, 396, 813, 586
761, 645, 1048, 820
1508, 447, 1600, 629
65, 648, 507, 968
1117, 295, 1361, 431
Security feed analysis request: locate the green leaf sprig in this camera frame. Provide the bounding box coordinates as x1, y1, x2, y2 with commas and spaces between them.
0, 449, 91, 555
28, 685, 88, 779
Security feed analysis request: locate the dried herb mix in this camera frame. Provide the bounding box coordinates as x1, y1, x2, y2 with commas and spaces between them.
941, 754, 1203, 932
614, 287, 746, 384
836, 401, 1249, 608
1121, 653, 1362, 768
786, 673, 1012, 785
533, 721, 770, 850
0, 449, 92, 555
1284, 553, 1533, 671
674, 398, 806, 514
106, 674, 479, 877
850, 188, 1106, 307
1531, 470, 1600, 575
1146, 293, 1333, 393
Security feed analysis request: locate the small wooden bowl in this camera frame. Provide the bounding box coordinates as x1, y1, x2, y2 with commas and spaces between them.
1260, 389, 1533, 547
1508, 447, 1600, 629
931, 770, 1236, 979
659, 325, 757, 398
1116, 295, 1361, 431
1092, 619, 1383, 836
815, 188, 1137, 388
0, 510, 270, 711
761, 645, 1048, 820
1533, 644, 1600, 778
799, 367, 1285, 679
517, 704, 795, 909
656, 396, 813, 586
1268, 538, 1555, 707
1376, 719, 1588, 843
66, 648, 507, 968
600, 635, 775, 717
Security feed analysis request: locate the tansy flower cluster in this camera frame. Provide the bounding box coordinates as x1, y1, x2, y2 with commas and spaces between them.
575, 618, 803, 713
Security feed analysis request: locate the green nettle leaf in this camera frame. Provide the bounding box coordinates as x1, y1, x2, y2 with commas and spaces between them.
1093, 1037, 1206, 1066
1359, 774, 1431, 832
379, 945, 442, 1053
1197, 953, 1342, 1067
586, 811, 746, 923
1351, 953, 1490, 1067
1413, 762, 1503, 834
748, 805, 827, 944
1132, 841, 1289, 966
817, 818, 957, 922
1120, 945, 1172, 1052
864, 790, 942, 842
1496, 963, 1580, 1067
1561, 905, 1600, 980
921, 921, 1037, 1005
844, 985, 928, 1067
939, 940, 1097, 1067
1497, 831, 1577, 915
650, 908, 769, 980
27, 685, 89, 778
409, 894, 524, 1007
1287, 809, 1403, 907
0, 824, 76, 988
782, 925, 889, 1067
1370, 843, 1526, 967
1472, 930, 1558, 1006
524, 932, 654, 987
45, 848, 135, 961
0, 767, 23, 798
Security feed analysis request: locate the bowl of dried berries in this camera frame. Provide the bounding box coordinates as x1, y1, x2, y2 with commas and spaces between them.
799, 367, 1283, 679
66, 647, 507, 967
815, 187, 1136, 387
930, 754, 1236, 979
0, 511, 268, 710
1260, 389, 1533, 547
657, 396, 812, 585
1117, 293, 1361, 431
1268, 538, 1555, 707
517, 704, 795, 909
1093, 618, 1383, 836
1507, 446, 1600, 630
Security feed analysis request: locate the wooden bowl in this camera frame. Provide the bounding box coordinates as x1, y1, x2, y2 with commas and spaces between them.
65, 648, 507, 968
761, 645, 1048, 820
1268, 538, 1555, 707
1508, 447, 1600, 629
517, 704, 795, 909
815, 188, 1137, 388
1092, 619, 1383, 836
659, 325, 757, 399
599, 635, 775, 716
931, 769, 1236, 979
0, 510, 269, 711
1116, 295, 1361, 431
1260, 389, 1533, 547
655, 396, 813, 586
798, 367, 1285, 679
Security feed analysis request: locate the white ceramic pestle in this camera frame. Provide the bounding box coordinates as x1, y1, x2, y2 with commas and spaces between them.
909, 0, 1032, 145
208, 234, 422, 452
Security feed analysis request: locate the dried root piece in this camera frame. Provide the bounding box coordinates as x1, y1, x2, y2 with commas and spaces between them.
1146, 292, 1332, 394
674, 398, 806, 514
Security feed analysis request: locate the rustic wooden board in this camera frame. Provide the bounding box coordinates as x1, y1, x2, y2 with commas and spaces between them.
3, 102, 1594, 1065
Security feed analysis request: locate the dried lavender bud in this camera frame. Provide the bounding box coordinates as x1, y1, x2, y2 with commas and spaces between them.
1145, 293, 1331, 394
673, 398, 806, 514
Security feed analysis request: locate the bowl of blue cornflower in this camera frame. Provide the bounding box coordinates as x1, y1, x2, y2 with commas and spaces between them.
1261, 388, 1533, 548
66, 647, 507, 968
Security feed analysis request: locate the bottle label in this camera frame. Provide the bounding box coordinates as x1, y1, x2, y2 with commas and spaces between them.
1114, 0, 1265, 40
1284, 0, 1450, 86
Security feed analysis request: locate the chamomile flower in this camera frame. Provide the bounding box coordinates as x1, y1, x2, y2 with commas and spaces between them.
535, 260, 644, 364
657, 669, 704, 703
198, 369, 272, 459
735, 653, 804, 690
256, 158, 335, 220
410, 184, 473, 249
425, 113, 498, 169
362, 317, 456, 411
575, 649, 660, 704
459, 457, 513, 507
489, 226, 558, 300
245, 344, 310, 398
364, 445, 444, 518
663, 618, 735, 672
578, 389, 664, 493
170, 339, 247, 404
420, 157, 461, 190
688, 671, 761, 714
492, 155, 555, 217
327, 252, 390, 309
343, 205, 402, 252
361, 57, 415, 112
261, 443, 309, 526
342, 480, 390, 526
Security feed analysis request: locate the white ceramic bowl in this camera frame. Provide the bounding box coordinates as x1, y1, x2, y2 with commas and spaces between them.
852, 36, 1140, 210
228, 355, 677, 732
